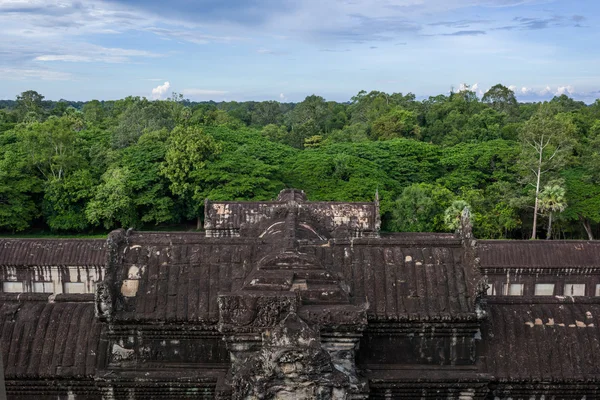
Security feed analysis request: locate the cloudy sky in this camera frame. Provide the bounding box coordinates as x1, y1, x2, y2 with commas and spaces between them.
0, 0, 598, 102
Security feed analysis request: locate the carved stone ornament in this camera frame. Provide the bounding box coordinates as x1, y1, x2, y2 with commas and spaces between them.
230, 313, 351, 400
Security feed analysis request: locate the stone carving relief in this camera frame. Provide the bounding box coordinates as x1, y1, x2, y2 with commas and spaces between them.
229, 313, 354, 400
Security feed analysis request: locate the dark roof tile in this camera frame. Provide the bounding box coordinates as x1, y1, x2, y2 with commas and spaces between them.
114, 234, 474, 323
483, 301, 600, 380
0, 300, 101, 378
0, 239, 107, 267
479, 241, 600, 269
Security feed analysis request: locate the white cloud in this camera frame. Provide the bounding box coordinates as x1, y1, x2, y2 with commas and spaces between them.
181, 88, 228, 96
457, 82, 479, 92
256, 48, 287, 56
279, 93, 287, 101
508, 85, 517, 91
0, 67, 71, 80
514, 85, 582, 98
540, 85, 552, 96
470, 83, 485, 97
145, 27, 242, 45
34, 45, 161, 64
556, 85, 575, 96
35, 55, 92, 62
151, 81, 171, 99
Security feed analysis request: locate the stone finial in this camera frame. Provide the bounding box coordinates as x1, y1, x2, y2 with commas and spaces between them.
457, 206, 473, 239
203, 198, 213, 230
374, 188, 381, 235
277, 188, 307, 203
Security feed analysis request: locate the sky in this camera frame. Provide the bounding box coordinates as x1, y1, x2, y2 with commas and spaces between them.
0, 0, 599, 103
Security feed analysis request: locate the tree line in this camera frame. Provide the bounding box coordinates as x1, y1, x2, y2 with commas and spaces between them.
0, 85, 598, 239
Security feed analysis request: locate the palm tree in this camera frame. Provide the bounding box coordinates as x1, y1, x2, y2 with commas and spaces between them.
444, 200, 471, 231
538, 185, 567, 239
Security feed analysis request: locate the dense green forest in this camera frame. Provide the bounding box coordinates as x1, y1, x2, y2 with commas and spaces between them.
0, 86, 599, 239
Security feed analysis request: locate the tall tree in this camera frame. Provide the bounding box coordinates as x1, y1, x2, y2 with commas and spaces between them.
288, 95, 329, 133
111, 98, 176, 148
518, 106, 575, 239
538, 184, 567, 239
348, 90, 392, 124
482, 84, 518, 117
160, 126, 221, 228
82, 100, 106, 126
15, 90, 45, 122
251, 101, 283, 126
120, 129, 178, 226
15, 116, 85, 181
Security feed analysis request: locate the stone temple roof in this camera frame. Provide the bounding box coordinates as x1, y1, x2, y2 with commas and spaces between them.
483, 300, 600, 380
1, 189, 600, 399
0, 294, 101, 379
479, 240, 600, 269
111, 230, 475, 324
0, 238, 106, 267
204, 188, 381, 238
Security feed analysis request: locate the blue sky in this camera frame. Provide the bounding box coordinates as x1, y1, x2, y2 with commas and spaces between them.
0, 0, 598, 103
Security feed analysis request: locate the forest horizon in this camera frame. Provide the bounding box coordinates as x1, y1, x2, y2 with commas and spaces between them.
0, 85, 598, 240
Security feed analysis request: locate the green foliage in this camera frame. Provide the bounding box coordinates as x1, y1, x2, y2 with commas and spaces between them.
538, 184, 567, 239
459, 184, 521, 239
16, 90, 45, 122
518, 104, 577, 238
196, 127, 293, 201
86, 167, 138, 229
0, 140, 40, 231
438, 139, 519, 191
1, 88, 599, 239
0, 109, 17, 133
539, 184, 567, 215
120, 129, 177, 225
43, 170, 94, 231
14, 116, 86, 181
252, 101, 284, 126
390, 183, 453, 232
205, 109, 244, 129
304, 135, 323, 148
482, 84, 518, 118
160, 125, 221, 219
285, 149, 393, 209
562, 168, 600, 235
518, 105, 576, 181
371, 108, 420, 140
289, 95, 329, 131
325, 123, 369, 143
349, 90, 392, 124
320, 139, 441, 187
111, 98, 176, 148
83, 100, 105, 126
262, 124, 288, 143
